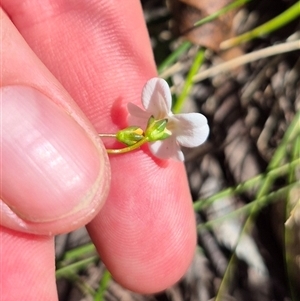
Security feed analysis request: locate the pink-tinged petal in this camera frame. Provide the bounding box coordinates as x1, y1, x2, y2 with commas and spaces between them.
148, 138, 184, 161
127, 102, 150, 119
142, 78, 172, 118
172, 113, 209, 147
127, 102, 151, 128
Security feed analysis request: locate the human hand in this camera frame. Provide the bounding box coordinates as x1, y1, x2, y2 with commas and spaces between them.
0, 1, 197, 299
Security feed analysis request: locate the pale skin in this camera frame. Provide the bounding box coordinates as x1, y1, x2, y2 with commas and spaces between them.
0, 1, 197, 300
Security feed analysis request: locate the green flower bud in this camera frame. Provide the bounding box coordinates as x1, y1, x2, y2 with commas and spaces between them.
145, 116, 172, 142
116, 126, 144, 146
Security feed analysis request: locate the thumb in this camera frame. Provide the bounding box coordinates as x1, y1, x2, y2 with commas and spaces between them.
0, 10, 110, 235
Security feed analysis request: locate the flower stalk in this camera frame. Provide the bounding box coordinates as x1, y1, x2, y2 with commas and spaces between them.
106, 137, 149, 154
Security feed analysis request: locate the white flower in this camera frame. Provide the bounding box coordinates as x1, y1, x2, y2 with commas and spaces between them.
127, 77, 209, 161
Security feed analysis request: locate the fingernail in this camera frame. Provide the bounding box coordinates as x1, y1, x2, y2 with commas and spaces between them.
1, 86, 107, 222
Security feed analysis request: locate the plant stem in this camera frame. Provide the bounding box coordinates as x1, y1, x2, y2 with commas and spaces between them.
158, 41, 191, 74
98, 133, 117, 138
221, 2, 300, 49
194, 157, 300, 211
94, 269, 112, 301
106, 137, 149, 154
194, 0, 250, 27
173, 48, 205, 114
199, 182, 299, 230
56, 256, 98, 279
193, 39, 300, 83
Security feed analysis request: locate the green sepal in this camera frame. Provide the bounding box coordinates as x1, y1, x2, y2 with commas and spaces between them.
116, 126, 144, 146
145, 116, 172, 142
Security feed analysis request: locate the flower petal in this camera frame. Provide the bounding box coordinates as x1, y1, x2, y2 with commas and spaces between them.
127, 102, 151, 128
142, 78, 172, 118
127, 102, 150, 119
171, 113, 209, 147
148, 138, 185, 161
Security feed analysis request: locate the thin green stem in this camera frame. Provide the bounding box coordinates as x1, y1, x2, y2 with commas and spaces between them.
269, 110, 300, 169
173, 48, 205, 114
56, 256, 98, 279
193, 157, 300, 211
284, 125, 300, 300
106, 137, 149, 154
94, 269, 112, 301
158, 41, 191, 74
254, 110, 300, 202
221, 2, 300, 49
194, 0, 250, 27
60, 243, 96, 261
199, 182, 299, 230
215, 112, 300, 300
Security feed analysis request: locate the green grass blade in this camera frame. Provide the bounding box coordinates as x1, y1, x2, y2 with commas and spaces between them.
269, 110, 300, 170
221, 1, 300, 49
172, 48, 205, 113
198, 182, 299, 230
194, 0, 251, 27
193, 157, 300, 211
61, 243, 96, 261
255, 110, 300, 199
157, 41, 191, 74
285, 122, 300, 299
214, 111, 300, 300
56, 256, 98, 279
94, 269, 112, 301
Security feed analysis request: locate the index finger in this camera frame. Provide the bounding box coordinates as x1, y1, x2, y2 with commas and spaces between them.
3, 0, 197, 293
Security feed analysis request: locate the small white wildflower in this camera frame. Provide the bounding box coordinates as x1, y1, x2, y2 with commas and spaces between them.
128, 77, 209, 161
